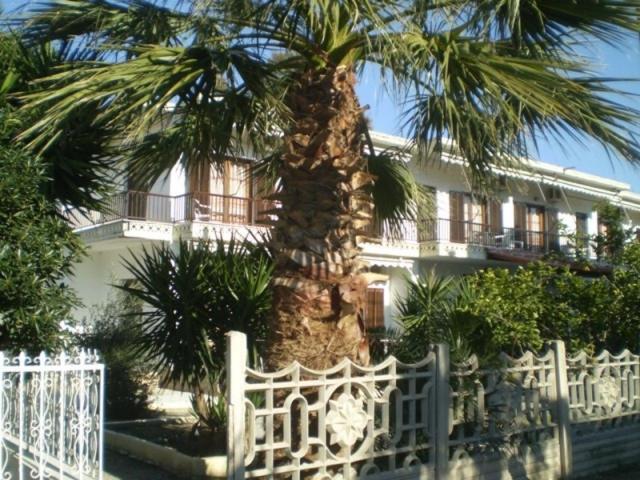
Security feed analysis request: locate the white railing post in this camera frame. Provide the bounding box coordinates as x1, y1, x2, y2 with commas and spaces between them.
98, 355, 105, 480
434, 343, 450, 480
0, 352, 4, 478
226, 331, 247, 480
551, 340, 573, 478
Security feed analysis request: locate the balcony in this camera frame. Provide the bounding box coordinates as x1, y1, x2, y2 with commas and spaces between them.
418, 218, 592, 260
66, 191, 271, 243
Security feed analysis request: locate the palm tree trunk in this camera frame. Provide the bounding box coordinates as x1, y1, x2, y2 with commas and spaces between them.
265, 66, 374, 370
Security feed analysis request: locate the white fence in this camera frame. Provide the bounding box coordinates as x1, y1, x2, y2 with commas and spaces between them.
226, 332, 640, 480
0, 351, 105, 480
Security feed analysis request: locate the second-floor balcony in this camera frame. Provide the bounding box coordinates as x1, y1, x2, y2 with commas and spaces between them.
67, 190, 272, 243
68, 192, 594, 263
366, 217, 593, 261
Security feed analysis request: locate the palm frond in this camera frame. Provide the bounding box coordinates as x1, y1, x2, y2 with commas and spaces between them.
19, 42, 289, 170
395, 32, 640, 178
367, 148, 434, 238
15, 0, 192, 48
1, 34, 115, 210
476, 0, 640, 47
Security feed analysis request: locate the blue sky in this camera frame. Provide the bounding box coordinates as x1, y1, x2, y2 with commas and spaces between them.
357, 37, 640, 193
4, 0, 640, 191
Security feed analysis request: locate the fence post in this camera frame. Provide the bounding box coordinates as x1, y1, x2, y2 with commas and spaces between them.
226, 331, 248, 480
551, 340, 573, 479
434, 343, 450, 480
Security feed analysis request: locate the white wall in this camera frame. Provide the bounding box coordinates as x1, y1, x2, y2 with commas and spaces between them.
69, 242, 158, 322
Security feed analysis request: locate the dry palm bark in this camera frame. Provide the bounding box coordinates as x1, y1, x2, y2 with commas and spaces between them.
266, 66, 374, 370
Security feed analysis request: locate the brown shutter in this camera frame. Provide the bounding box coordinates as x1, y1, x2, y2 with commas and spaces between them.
514, 203, 526, 230
450, 191, 465, 242
417, 187, 436, 241
514, 202, 527, 245
188, 162, 211, 219
189, 162, 211, 195
546, 208, 559, 251
126, 166, 148, 219
365, 288, 385, 330
489, 200, 502, 232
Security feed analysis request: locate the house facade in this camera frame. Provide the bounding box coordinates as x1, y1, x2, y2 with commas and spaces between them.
66, 131, 640, 330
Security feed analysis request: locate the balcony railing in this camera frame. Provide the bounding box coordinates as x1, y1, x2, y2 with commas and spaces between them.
419, 218, 591, 256
66, 191, 273, 229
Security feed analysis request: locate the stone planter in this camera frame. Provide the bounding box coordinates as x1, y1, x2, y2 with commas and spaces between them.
105, 423, 226, 479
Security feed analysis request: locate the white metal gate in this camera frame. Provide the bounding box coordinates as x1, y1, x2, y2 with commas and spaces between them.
0, 351, 104, 480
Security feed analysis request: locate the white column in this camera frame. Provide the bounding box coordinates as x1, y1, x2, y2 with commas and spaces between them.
169, 160, 187, 222
433, 343, 450, 480
226, 331, 248, 480
551, 340, 573, 479
436, 189, 449, 220
502, 196, 515, 229
587, 209, 598, 237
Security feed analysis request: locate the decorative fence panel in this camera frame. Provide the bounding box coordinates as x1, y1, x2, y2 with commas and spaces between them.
0, 351, 105, 480
226, 333, 640, 480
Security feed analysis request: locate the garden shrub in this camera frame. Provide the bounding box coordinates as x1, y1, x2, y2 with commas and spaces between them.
0, 129, 83, 353
396, 247, 640, 362
120, 235, 273, 430
80, 292, 153, 421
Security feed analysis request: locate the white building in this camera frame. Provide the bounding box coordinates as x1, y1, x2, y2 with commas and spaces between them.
67, 131, 640, 330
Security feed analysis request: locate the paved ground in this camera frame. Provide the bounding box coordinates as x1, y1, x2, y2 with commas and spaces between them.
586, 465, 640, 480
103, 449, 179, 480
102, 450, 638, 480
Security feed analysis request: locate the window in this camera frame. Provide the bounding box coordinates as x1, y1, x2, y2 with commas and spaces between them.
449, 191, 502, 243
514, 203, 546, 249
364, 286, 385, 330
576, 213, 589, 253
189, 159, 253, 223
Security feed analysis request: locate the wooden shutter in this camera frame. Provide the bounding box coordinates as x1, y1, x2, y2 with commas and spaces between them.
489, 200, 503, 232
365, 287, 385, 330
546, 208, 559, 251
417, 187, 436, 241
514, 202, 527, 245
514, 203, 526, 230
126, 167, 149, 219
449, 191, 465, 242
188, 162, 211, 219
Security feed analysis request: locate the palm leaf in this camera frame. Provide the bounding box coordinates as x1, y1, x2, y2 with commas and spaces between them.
367, 149, 434, 238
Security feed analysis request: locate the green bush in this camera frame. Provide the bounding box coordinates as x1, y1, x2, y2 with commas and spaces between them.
119, 236, 273, 429
0, 135, 83, 353
395, 250, 640, 362
80, 293, 152, 421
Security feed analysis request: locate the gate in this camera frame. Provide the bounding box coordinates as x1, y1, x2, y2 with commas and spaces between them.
0, 351, 105, 479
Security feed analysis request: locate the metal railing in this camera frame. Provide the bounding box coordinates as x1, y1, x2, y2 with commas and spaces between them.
0, 350, 104, 480
419, 218, 591, 256
66, 191, 273, 229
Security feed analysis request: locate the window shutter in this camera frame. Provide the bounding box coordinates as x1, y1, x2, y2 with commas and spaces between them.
489, 200, 502, 232
365, 288, 385, 330
450, 191, 465, 242
514, 203, 526, 230
546, 208, 560, 251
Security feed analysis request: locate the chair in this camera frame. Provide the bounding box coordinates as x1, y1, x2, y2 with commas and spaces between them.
494, 230, 524, 249
194, 198, 212, 221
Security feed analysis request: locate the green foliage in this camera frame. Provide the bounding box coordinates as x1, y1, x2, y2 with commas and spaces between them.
119, 236, 273, 390
12, 0, 640, 209
80, 292, 152, 421
594, 201, 629, 263
0, 33, 116, 211
396, 252, 640, 361
0, 137, 83, 353
394, 271, 477, 363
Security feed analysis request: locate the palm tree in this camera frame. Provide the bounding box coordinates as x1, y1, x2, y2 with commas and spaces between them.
0, 32, 115, 211
11, 0, 640, 369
